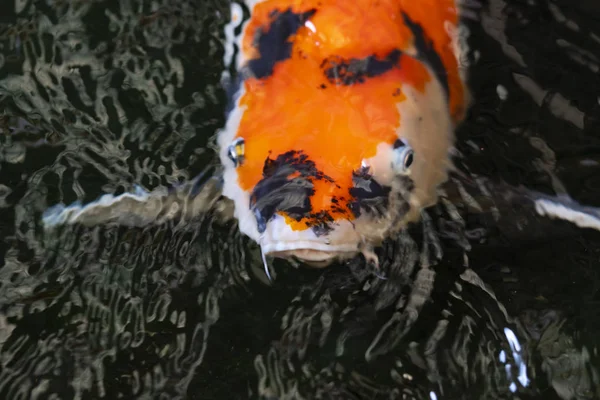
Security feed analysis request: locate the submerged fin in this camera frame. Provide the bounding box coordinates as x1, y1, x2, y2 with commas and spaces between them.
443, 170, 600, 235
532, 194, 600, 231
42, 169, 231, 229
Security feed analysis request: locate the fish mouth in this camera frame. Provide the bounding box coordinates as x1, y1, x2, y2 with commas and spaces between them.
261, 242, 359, 268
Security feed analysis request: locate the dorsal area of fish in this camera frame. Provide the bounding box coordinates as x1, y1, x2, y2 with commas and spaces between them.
218, 0, 472, 267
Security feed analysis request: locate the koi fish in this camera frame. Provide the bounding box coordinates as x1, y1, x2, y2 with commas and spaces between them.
218, 0, 472, 267
41, 0, 600, 277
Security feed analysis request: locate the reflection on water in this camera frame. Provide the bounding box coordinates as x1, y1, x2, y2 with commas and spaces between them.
0, 0, 599, 399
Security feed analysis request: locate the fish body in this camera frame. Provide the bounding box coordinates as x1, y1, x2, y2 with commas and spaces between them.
218, 0, 471, 266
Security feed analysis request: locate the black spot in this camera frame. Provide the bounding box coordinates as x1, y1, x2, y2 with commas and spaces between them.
348, 169, 392, 218
393, 139, 407, 149
329, 196, 348, 216
246, 8, 317, 79
250, 151, 335, 233
401, 12, 449, 97
322, 49, 402, 86
310, 211, 335, 236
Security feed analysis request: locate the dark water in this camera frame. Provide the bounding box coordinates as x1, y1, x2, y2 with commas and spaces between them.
1, 0, 600, 399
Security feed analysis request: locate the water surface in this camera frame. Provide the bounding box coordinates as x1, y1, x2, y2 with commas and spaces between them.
0, 0, 600, 399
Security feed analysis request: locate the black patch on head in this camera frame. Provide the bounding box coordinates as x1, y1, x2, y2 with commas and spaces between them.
246, 8, 317, 79
322, 49, 402, 86
348, 169, 392, 218
401, 12, 449, 97
309, 211, 335, 236
393, 139, 407, 149
250, 150, 336, 235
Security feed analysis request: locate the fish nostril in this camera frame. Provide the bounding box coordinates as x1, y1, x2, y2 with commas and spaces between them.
393, 138, 407, 149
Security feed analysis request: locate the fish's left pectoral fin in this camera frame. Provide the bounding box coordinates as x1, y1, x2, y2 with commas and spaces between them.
442, 172, 600, 242
534, 196, 600, 233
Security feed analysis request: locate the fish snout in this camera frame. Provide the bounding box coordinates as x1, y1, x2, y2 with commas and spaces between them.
267, 248, 355, 268
258, 214, 363, 267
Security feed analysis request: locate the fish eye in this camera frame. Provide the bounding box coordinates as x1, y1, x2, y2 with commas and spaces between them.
404, 150, 414, 169
393, 144, 414, 174
227, 137, 245, 167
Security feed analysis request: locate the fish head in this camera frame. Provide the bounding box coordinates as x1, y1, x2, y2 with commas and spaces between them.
218, 0, 466, 267
218, 80, 454, 267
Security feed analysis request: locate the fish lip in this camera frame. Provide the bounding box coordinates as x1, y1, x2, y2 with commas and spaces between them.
261, 241, 359, 267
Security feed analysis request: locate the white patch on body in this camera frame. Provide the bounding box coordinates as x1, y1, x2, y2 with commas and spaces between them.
260, 215, 360, 254
392, 73, 455, 224
445, 18, 471, 90
363, 142, 398, 187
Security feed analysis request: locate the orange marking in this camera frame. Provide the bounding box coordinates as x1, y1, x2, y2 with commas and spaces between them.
286, 171, 302, 180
